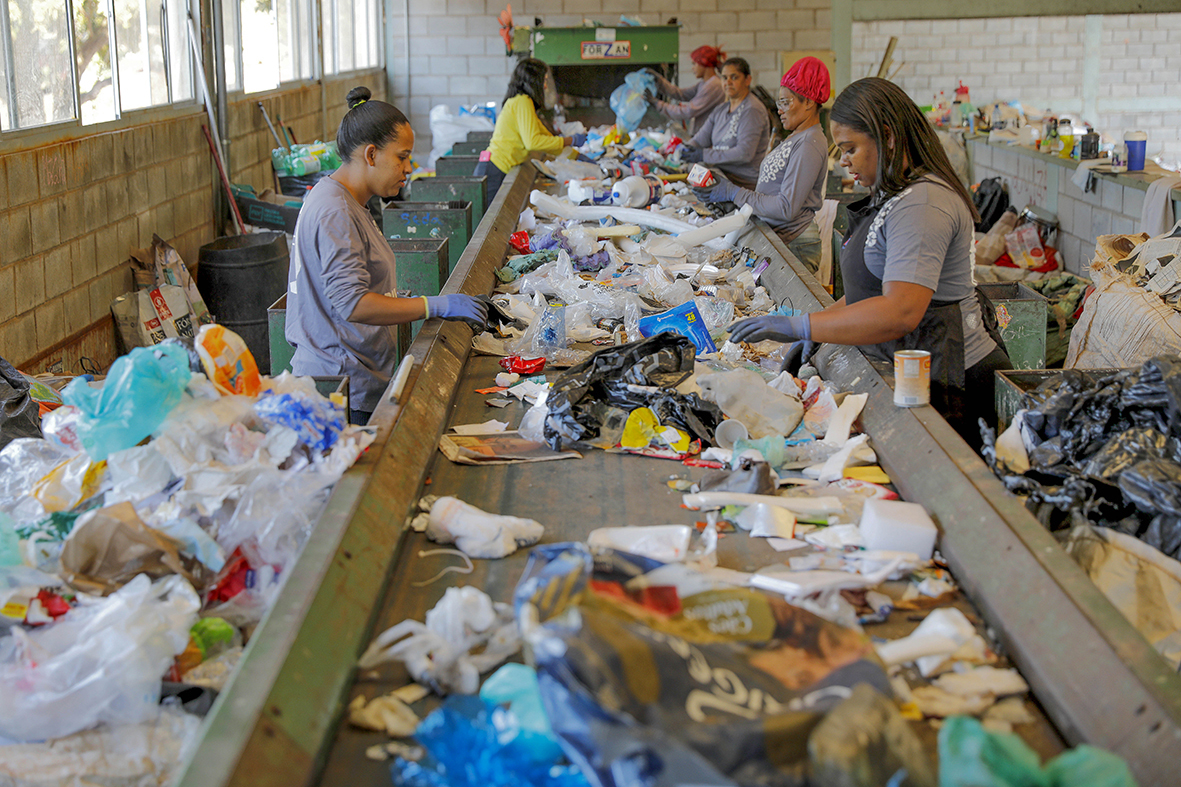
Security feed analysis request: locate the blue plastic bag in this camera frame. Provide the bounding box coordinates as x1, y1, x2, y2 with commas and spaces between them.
609, 71, 656, 133
638, 302, 718, 355
62, 344, 191, 460
390, 695, 588, 787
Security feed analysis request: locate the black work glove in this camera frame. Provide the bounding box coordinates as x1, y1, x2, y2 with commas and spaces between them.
779, 340, 818, 376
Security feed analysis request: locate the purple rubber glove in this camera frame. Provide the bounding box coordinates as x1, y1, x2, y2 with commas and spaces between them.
570, 133, 588, 147
680, 145, 704, 164
692, 170, 739, 203
727, 313, 812, 345
425, 294, 489, 329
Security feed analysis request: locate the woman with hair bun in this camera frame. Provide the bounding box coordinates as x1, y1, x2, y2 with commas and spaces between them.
286, 86, 488, 424
474, 58, 586, 200
643, 45, 726, 136
728, 78, 1010, 449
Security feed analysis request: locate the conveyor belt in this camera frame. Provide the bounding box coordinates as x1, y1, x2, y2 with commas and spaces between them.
174, 165, 1181, 787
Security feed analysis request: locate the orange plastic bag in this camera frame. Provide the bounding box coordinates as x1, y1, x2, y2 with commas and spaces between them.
195, 324, 262, 396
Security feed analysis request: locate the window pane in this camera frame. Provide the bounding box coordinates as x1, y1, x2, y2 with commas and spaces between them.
276, 0, 311, 82
320, 0, 334, 75
240, 0, 278, 92
113, 0, 170, 110
6, 0, 76, 128
222, 0, 240, 91
73, 0, 115, 123
162, 0, 192, 102
337, 0, 353, 73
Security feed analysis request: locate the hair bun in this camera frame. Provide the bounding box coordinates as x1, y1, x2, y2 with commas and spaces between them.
346, 86, 372, 109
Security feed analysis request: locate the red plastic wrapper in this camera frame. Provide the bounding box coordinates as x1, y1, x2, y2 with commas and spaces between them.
659, 136, 683, 155
509, 230, 531, 255
499, 356, 546, 374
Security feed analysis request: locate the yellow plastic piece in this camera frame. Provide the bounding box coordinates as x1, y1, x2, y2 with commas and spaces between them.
621, 407, 660, 448
844, 465, 892, 484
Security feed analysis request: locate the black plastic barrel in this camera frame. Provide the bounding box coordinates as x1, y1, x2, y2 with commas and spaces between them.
197, 232, 290, 374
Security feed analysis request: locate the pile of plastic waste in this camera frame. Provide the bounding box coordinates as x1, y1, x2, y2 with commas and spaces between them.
0, 325, 373, 784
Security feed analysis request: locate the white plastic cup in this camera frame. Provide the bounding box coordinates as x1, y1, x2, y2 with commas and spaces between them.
714, 419, 749, 449
1125, 131, 1147, 171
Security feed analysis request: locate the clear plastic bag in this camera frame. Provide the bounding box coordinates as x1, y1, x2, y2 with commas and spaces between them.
62, 344, 192, 461
609, 70, 656, 133
0, 438, 71, 512
697, 368, 805, 439
218, 467, 334, 570
0, 574, 199, 742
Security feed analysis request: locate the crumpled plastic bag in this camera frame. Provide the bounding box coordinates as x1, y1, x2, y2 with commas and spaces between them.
358, 586, 520, 695
0, 574, 199, 742
697, 367, 804, 439
609, 70, 656, 133
939, 715, 1135, 787
542, 333, 722, 450
254, 389, 344, 452
62, 343, 192, 460
0, 355, 43, 451
58, 501, 210, 594
390, 695, 588, 787
426, 497, 543, 559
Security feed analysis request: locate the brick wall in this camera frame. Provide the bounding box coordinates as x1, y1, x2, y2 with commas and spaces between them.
389, 0, 832, 158
852, 13, 1181, 168
0, 69, 385, 372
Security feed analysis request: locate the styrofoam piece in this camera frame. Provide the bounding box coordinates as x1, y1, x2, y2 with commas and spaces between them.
859, 498, 937, 561
587, 524, 693, 563
822, 393, 868, 445
682, 491, 842, 516
751, 553, 907, 598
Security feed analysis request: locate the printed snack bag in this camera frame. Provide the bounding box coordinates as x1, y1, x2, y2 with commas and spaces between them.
195, 324, 262, 396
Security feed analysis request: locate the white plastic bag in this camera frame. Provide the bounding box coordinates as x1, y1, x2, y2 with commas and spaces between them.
697, 368, 805, 439
427, 104, 494, 169
0, 574, 199, 742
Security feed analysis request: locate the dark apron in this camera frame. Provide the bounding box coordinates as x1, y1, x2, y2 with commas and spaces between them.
840, 194, 1006, 418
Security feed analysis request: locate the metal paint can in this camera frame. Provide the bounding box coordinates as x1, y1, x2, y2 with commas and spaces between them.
894, 350, 931, 407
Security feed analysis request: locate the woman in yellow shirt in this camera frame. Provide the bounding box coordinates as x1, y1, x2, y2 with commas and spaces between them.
475, 58, 586, 200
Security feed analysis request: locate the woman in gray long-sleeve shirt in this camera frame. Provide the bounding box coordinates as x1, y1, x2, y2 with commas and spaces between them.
680, 58, 769, 189
695, 57, 831, 273
644, 45, 726, 137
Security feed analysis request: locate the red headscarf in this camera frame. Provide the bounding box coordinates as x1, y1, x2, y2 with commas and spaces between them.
690, 45, 725, 71
781, 56, 831, 105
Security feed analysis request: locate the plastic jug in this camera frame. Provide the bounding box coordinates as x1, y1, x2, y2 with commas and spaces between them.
612, 174, 662, 208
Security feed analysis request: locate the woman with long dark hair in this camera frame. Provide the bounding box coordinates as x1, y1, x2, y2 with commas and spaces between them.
474, 58, 586, 200
644, 45, 726, 136
287, 87, 488, 424
728, 78, 1010, 449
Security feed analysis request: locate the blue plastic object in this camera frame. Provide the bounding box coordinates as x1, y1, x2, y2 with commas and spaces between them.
479, 664, 563, 762
638, 302, 718, 355
390, 695, 588, 787
253, 391, 344, 452
62, 344, 191, 460
609, 71, 656, 133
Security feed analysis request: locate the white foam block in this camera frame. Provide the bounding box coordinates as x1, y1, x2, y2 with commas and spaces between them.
859, 498, 937, 561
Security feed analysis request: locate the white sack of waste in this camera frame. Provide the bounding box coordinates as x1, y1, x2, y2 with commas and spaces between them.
427, 497, 544, 558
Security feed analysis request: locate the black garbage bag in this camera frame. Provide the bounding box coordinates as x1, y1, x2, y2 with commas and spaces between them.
972, 179, 1010, 233
0, 355, 43, 450
982, 355, 1181, 559
543, 333, 721, 450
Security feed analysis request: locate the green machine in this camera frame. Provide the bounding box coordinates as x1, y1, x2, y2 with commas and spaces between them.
383, 201, 473, 278
528, 24, 680, 127
435, 154, 481, 177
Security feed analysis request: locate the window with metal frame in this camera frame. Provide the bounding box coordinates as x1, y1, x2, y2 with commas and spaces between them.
238, 0, 314, 93
321, 0, 380, 76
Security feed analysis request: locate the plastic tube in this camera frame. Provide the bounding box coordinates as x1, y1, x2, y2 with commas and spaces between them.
682, 491, 843, 516
674, 204, 753, 248
530, 190, 697, 235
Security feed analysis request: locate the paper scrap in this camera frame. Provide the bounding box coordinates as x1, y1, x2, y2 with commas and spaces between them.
451, 419, 509, 436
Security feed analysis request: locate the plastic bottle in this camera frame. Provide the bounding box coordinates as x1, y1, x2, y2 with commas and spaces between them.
289, 154, 320, 176
991, 104, 1003, 131
1057, 118, 1074, 160
612, 174, 663, 208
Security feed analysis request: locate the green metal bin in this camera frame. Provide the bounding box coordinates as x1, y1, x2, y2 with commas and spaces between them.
979, 282, 1049, 371
383, 201, 473, 278
435, 155, 480, 177
408, 176, 488, 222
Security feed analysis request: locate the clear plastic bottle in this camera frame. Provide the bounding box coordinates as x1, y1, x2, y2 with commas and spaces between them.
611, 174, 663, 208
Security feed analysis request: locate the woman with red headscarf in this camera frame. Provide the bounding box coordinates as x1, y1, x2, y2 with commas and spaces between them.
643, 45, 725, 136
694, 56, 831, 273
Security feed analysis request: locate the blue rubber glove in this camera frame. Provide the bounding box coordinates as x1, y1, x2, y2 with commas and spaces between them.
778, 340, 817, 376
727, 313, 812, 345
680, 145, 704, 164
693, 170, 739, 203
425, 294, 489, 329
570, 133, 588, 147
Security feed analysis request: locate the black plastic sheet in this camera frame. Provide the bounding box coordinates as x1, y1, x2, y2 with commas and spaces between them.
0, 355, 43, 450
542, 333, 721, 451
982, 355, 1181, 560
